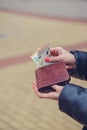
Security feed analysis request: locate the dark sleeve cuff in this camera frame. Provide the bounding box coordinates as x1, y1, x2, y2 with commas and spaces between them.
69, 50, 87, 80
82, 126, 87, 130
58, 83, 87, 126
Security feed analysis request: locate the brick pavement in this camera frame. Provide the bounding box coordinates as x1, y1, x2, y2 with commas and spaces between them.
0, 1, 87, 130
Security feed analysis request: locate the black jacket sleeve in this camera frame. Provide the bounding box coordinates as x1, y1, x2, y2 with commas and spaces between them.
59, 84, 87, 126
58, 50, 87, 128
83, 126, 87, 130
69, 50, 87, 80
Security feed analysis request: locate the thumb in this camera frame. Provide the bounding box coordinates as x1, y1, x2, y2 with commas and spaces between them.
51, 85, 64, 93
49, 55, 63, 63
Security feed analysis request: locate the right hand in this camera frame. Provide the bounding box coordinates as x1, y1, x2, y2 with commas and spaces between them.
45, 47, 76, 69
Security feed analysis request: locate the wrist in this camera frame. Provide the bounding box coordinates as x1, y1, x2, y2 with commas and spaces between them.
58, 86, 64, 99
70, 51, 76, 69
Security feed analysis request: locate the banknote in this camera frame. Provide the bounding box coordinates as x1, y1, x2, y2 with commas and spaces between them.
31, 44, 51, 68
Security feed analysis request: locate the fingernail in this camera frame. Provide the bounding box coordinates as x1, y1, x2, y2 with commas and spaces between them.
45, 57, 50, 62
32, 86, 34, 89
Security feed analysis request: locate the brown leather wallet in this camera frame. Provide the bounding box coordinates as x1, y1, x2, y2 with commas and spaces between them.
35, 62, 70, 93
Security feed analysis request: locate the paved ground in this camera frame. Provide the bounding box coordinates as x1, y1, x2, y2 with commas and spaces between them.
0, 0, 87, 130
0, 0, 87, 20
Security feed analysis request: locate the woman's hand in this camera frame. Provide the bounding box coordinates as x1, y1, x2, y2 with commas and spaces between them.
45, 47, 76, 69
32, 82, 64, 100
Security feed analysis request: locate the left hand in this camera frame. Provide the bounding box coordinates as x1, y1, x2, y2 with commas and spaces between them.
32, 82, 64, 100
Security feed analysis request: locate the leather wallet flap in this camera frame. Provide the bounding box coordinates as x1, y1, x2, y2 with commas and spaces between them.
35, 62, 70, 89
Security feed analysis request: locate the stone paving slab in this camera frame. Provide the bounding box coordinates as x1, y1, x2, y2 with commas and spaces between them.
0, 11, 87, 60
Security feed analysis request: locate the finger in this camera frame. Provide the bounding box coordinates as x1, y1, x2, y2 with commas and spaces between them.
51, 85, 64, 94
49, 55, 63, 62
50, 48, 58, 56
50, 48, 56, 56
33, 81, 37, 86
50, 47, 63, 56
51, 85, 59, 91
45, 56, 62, 63
33, 85, 59, 100
67, 65, 73, 69
33, 84, 51, 99
32, 81, 51, 98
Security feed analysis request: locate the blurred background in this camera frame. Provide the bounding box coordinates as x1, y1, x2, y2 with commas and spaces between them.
0, 0, 87, 130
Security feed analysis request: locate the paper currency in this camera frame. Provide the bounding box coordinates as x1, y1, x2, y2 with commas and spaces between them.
31, 44, 51, 68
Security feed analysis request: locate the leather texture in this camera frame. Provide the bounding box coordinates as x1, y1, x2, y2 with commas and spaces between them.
35, 62, 70, 90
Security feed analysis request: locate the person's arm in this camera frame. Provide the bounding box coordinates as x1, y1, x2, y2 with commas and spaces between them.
45, 47, 87, 80
33, 82, 87, 126
33, 47, 87, 127
59, 83, 87, 126
69, 50, 87, 80
82, 126, 87, 130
